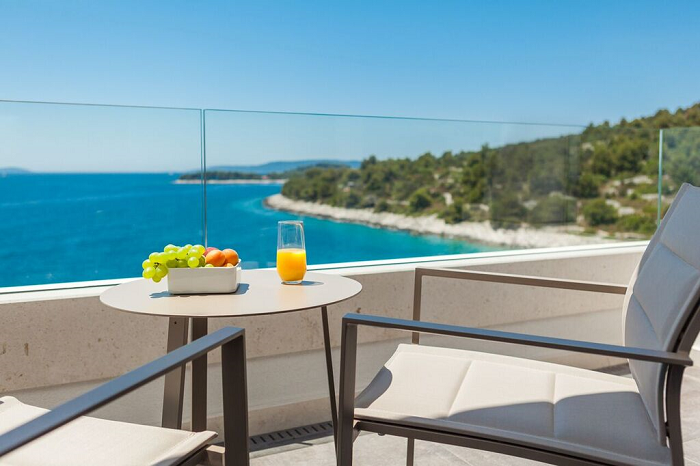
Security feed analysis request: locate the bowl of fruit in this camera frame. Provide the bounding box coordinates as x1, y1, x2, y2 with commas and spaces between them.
141, 244, 241, 294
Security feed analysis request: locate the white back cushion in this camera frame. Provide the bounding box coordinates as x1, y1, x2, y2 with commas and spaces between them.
623, 183, 700, 444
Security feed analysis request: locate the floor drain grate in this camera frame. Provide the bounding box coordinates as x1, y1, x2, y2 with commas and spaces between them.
249, 421, 334, 452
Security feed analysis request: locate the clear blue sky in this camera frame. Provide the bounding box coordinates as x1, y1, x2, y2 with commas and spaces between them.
1, 0, 699, 172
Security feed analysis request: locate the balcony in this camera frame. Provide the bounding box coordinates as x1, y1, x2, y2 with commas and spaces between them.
2, 100, 700, 464
5, 240, 700, 464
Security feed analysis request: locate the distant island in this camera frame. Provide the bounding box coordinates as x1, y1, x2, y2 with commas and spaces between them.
0, 167, 31, 176
264, 103, 700, 246
176, 160, 361, 184
205, 159, 360, 175
176, 170, 285, 184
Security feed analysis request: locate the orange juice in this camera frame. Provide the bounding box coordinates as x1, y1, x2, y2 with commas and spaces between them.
276, 248, 307, 283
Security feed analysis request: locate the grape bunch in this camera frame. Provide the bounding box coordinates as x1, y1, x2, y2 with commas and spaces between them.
141, 244, 207, 282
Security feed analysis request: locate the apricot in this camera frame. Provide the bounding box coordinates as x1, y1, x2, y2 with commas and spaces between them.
222, 249, 239, 265
205, 249, 226, 267
204, 247, 219, 257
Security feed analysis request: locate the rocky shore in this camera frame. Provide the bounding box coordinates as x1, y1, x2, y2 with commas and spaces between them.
265, 194, 611, 249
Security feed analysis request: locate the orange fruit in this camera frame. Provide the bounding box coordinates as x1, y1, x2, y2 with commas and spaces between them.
205, 249, 226, 267
222, 249, 239, 265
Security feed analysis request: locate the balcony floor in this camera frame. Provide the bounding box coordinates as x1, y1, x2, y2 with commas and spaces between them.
250, 363, 700, 465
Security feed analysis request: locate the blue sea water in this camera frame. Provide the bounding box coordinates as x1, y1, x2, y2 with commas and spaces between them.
0, 174, 497, 288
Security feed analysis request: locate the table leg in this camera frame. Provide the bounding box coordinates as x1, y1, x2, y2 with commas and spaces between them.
321, 306, 338, 447
191, 317, 209, 432
162, 317, 190, 429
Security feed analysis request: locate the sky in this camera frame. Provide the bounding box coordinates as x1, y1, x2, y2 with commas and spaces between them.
0, 0, 699, 172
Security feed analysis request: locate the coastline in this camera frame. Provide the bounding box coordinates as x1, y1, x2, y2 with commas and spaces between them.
174, 179, 286, 185
264, 194, 612, 249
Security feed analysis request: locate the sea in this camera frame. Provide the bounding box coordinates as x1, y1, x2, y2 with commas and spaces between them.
0, 174, 498, 288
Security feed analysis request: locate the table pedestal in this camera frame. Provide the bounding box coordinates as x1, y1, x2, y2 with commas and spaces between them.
191, 317, 209, 432
161, 317, 189, 429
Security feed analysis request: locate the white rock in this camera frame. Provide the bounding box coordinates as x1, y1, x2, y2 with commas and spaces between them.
264, 194, 611, 248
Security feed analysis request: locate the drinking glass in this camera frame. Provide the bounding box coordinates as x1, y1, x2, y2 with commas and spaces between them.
276, 220, 307, 284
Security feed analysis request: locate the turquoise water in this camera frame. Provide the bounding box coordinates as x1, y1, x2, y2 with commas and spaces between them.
0, 174, 497, 288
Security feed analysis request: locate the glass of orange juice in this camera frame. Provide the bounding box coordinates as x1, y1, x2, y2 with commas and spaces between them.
277, 220, 307, 284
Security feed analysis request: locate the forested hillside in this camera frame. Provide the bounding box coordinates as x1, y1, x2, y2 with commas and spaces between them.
282, 103, 700, 237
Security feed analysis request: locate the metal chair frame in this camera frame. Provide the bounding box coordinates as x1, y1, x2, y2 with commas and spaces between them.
337, 267, 700, 466
0, 326, 250, 466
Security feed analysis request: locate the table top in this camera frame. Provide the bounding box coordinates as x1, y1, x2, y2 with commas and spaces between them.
99, 269, 362, 318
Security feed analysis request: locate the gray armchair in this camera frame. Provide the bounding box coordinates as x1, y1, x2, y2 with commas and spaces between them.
338, 183, 700, 466
0, 326, 249, 466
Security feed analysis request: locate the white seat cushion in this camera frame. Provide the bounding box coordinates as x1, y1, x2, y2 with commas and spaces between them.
0, 397, 216, 466
355, 344, 672, 466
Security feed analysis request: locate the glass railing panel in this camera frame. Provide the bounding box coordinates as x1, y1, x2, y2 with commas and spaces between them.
486, 133, 580, 230
202, 109, 632, 268
462, 125, 660, 239
2, 100, 671, 290
0, 101, 203, 287
574, 126, 660, 239
660, 126, 700, 221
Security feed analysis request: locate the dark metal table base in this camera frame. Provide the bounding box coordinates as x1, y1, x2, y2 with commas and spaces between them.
160, 307, 339, 448
161, 317, 188, 429
320, 306, 338, 446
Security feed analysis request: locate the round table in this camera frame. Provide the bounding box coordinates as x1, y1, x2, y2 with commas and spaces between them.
100, 269, 362, 443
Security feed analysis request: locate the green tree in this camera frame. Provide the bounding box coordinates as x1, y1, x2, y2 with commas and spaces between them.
440, 199, 470, 224
530, 196, 576, 225
572, 172, 602, 198
617, 214, 656, 236
409, 188, 432, 212
583, 199, 618, 226
490, 193, 526, 228
374, 199, 390, 213
345, 192, 361, 208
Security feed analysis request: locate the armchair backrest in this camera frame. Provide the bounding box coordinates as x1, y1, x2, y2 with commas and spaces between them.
622, 183, 700, 444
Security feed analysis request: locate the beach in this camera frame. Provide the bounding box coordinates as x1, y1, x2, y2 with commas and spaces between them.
265, 194, 611, 249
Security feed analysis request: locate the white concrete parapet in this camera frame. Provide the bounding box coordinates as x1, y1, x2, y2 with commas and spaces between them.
0, 243, 646, 434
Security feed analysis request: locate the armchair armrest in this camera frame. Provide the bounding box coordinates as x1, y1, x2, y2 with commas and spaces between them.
415, 267, 628, 295
0, 327, 248, 466
344, 313, 692, 366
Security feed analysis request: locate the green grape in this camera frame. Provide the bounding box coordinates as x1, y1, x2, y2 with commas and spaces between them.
148, 252, 159, 263
165, 251, 177, 261
176, 259, 188, 268
176, 247, 189, 260
154, 265, 168, 278
164, 244, 178, 252
152, 275, 162, 283
157, 252, 169, 264
184, 244, 192, 250
205, 263, 214, 268
166, 259, 178, 268
142, 260, 152, 269
187, 256, 200, 268
198, 256, 205, 267
187, 248, 202, 258
142, 267, 156, 279
193, 244, 205, 255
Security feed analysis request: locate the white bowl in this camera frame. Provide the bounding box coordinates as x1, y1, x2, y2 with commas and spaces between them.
167, 264, 241, 295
